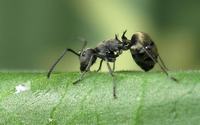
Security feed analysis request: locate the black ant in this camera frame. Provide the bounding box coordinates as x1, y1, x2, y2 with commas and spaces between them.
47, 30, 178, 98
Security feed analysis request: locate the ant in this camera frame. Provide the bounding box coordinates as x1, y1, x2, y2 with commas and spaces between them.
47, 30, 178, 99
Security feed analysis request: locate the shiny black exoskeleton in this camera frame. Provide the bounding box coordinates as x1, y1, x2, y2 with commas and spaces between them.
123, 31, 159, 71
47, 30, 177, 98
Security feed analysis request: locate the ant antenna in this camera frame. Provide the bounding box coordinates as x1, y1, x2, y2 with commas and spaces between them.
47, 38, 88, 78
77, 37, 87, 52
137, 41, 178, 82
47, 48, 79, 78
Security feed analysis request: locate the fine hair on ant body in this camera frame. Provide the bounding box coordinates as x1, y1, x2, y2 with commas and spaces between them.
47, 30, 178, 99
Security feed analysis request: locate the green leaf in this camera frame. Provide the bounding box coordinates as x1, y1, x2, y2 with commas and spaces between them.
0, 71, 200, 125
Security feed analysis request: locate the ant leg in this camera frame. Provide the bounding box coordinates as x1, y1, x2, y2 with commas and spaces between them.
138, 41, 178, 82
113, 61, 115, 72
47, 48, 79, 78
96, 59, 103, 72
106, 60, 113, 76
105, 59, 117, 99
72, 71, 86, 84
73, 55, 94, 84
158, 55, 168, 70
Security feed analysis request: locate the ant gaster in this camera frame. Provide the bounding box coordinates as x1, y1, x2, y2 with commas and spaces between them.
47, 30, 178, 99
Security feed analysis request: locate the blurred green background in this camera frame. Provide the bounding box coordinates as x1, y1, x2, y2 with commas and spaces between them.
0, 0, 199, 71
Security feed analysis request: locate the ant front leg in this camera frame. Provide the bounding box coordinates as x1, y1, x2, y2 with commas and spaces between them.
73, 55, 94, 84
72, 71, 86, 85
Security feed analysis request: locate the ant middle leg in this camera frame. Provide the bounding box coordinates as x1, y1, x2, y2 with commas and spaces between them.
96, 59, 103, 72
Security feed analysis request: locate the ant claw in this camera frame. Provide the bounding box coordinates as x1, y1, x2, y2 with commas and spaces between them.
73, 79, 81, 85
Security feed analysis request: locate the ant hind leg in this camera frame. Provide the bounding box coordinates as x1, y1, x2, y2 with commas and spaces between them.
113, 61, 115, 72
106, 59, 117, 99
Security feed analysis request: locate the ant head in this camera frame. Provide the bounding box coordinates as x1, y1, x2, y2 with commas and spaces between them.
79, 48, 97, 72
